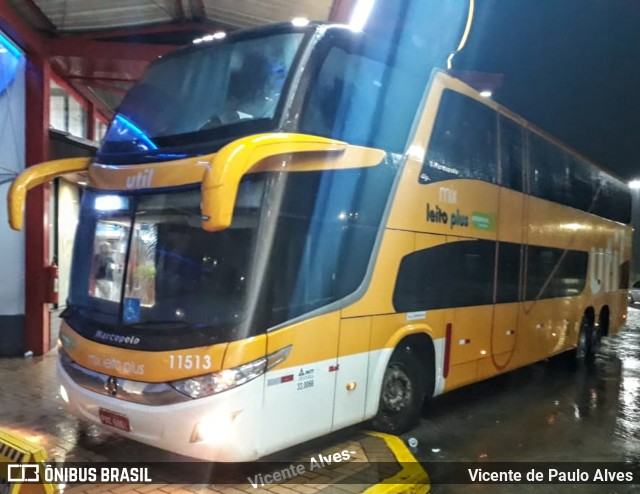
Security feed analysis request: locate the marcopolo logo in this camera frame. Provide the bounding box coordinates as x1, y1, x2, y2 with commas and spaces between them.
94, 330, 140, 346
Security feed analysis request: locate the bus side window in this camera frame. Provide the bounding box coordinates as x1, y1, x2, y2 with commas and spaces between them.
567, 156, 596, 212
392, 240, 495, 312
496, 242, 521, 303
616, 182, 632, 224
528, 132, 568, 204
594, 174, 632, 224
526, 246, 588, 300
498, 116, 524, 192
421, 90, 498, 185
392, 247, 448, 312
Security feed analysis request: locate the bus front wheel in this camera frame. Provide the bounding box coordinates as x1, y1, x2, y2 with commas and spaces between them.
371, 344, 427, 434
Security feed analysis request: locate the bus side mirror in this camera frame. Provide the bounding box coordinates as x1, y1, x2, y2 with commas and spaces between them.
7, 157, 91, 231
200, 133, 347, 232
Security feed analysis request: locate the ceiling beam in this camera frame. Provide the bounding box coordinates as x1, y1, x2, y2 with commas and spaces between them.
192, 0, 207, 22
0, 0, 45, 55
62, 21, 212, 40
22, 0, 58, 33
63, 76, 115, 119
175, 0, 185, 21
85, 81, 129, 95
65, 75, 137, 83
48, 38, 175, 61
329, 0, 356, 22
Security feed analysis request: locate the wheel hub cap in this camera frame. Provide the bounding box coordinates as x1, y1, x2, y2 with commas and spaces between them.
382, 367, 412, 412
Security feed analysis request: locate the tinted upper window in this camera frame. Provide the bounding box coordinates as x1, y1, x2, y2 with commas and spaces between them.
593, 173, 632, 224
420, 90, 497, 185
529, 132, 570, 204
567, 155, 597, 212
419, 90, 630, 224
527, 131, 630, 224
499, 116, 524, 192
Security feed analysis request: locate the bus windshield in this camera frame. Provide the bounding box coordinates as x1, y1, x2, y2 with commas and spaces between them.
97, 31, 305, 163
68, 162, 396, 348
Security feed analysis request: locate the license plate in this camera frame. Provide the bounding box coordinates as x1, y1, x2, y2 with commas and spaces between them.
99, 408, 131, 432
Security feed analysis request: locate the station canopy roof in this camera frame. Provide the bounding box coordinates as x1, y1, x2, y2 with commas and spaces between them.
5, 0, 337, 117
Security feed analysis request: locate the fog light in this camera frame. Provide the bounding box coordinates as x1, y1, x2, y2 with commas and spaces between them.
192, 419, 219, 443
60, 385, 69, 403
190, 411, 241, 444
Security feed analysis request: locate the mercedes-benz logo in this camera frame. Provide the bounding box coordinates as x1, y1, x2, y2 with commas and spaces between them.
105, 376, 118, 396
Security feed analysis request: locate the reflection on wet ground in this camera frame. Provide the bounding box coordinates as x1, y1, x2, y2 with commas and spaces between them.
3, 310, 640, 493
407, 308, 640, 493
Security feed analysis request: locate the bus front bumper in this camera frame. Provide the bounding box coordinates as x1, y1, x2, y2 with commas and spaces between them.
57, 358, 264, 462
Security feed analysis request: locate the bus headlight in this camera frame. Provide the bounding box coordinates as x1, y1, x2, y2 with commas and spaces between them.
171, 357, 266, 398
170, 345, 291, 399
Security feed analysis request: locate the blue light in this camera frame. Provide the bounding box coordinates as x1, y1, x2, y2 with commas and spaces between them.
0, 31, 23, 95
0, 31, 22, 59
114, 114, 158, 150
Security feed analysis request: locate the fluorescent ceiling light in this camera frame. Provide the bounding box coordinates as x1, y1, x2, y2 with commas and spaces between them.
349, 0, 375, 32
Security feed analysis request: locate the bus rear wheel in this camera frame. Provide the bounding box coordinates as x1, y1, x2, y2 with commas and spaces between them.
575, 315, 597, 365
371, 345, 427, 434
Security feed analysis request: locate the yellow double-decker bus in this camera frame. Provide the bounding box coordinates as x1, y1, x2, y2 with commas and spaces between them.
8, 21, 631, 462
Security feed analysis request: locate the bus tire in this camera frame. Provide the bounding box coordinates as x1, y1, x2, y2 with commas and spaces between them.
589, 324, 602, 358
371, 344, 428, 434
575, 316, 595, 366
590, 308, 608, 358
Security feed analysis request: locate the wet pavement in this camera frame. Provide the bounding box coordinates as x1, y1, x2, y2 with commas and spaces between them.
0, 330, 395, 494
406, 307, 640, 493
2, 309, 640, 493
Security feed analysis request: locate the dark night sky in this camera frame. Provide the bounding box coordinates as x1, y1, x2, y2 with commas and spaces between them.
454, 0, 640, 180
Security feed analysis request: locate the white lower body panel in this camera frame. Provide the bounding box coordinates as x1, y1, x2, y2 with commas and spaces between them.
58, 359, 264, 462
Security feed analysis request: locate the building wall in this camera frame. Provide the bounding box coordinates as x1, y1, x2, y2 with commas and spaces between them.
0, 33, 26, 356
50, 129, 97, 308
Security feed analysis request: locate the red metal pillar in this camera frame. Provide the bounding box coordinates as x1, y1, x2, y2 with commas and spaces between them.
329, 0, 355, 22
87, 101, 96, 141
24, 55, 51, 355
